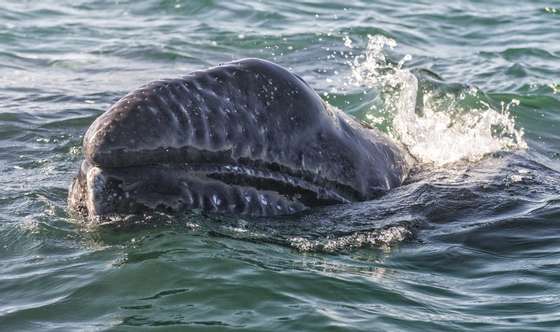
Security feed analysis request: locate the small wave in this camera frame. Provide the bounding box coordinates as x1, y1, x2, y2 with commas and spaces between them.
288, 225, 413, 252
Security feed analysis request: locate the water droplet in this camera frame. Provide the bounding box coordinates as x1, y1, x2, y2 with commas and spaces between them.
211, 194, 222, 207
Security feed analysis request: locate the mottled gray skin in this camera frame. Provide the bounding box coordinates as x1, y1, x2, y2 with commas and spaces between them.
69, 58, 410, 219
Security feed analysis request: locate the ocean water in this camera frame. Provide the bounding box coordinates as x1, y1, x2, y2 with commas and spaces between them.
1, 0, 559, 331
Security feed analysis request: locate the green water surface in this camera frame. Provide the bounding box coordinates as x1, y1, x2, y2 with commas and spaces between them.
1, 1, 559, 331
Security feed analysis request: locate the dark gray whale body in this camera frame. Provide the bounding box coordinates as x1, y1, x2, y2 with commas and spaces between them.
69, 58, 410, 219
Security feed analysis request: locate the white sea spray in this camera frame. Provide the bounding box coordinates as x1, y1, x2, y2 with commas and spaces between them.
346, 35, 527, 166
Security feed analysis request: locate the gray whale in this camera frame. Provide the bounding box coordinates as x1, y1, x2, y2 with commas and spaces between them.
69, 58, 410, 219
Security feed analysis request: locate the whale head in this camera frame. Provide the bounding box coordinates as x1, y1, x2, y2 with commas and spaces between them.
69, 58, 410, 219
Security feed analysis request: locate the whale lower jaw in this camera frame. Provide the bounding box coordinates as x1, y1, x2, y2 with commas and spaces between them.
69, 160, 356, 219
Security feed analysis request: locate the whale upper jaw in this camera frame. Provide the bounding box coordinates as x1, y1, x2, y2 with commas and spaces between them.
69, 58, 410, 220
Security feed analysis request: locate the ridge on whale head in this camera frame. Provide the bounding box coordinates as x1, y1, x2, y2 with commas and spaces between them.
69, 58, 411, 219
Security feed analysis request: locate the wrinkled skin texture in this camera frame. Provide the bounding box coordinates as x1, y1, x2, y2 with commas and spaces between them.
69, 58, 410, 219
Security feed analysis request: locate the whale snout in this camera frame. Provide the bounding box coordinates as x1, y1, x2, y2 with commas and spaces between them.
69, 58, 410, 219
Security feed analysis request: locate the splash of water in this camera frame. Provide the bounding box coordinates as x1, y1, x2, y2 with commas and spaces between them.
346, 35, 527, 166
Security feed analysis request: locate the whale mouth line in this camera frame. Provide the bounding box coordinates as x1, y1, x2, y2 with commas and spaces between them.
88, 145, 364, 207
182, 163, 355, 207
85, 146, 364, 215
